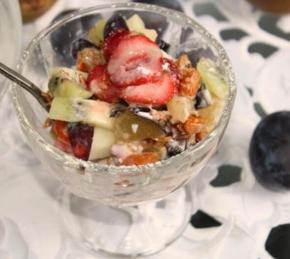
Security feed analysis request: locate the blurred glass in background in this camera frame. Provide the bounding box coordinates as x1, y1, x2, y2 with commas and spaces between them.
0, 0, 22, 101
248, 0, 290, 14
19, 0, 57, 23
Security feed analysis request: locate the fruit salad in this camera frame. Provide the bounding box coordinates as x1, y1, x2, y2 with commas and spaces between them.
46, 13, 228, 166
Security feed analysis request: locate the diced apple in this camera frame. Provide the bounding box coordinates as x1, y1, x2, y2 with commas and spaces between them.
89, 127, 115, 160
167, 96, 193, 123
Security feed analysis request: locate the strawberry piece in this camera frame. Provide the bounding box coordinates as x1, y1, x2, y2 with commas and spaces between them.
87, 65, 120, 103
163, 58, 180, 90
107, 34, 162, 87
103, 29, 129, 60
54, 138, 72, 153
121, 73, 175, 105
52, 120, 70, 145
52, 120, 72, 153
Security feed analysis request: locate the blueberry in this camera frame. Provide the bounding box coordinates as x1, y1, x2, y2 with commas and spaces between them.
195, 84, 211, 109
104, 14, 128, 38
249, 111, 290, 190
71, 38, 98, 59
158, 40, 170, 52
68, 123, 94, 161
166, 140, 186, 157
50, 9, 101, 66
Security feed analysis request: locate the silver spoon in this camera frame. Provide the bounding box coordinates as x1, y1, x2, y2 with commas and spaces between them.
0, 62, 51, 111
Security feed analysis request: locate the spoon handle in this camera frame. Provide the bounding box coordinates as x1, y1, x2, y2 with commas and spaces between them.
0, 62, 50, 111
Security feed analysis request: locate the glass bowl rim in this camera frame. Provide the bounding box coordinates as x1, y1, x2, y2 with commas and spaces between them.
11, 2, 237, 174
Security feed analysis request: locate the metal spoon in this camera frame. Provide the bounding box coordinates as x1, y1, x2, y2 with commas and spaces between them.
0, 62, 50, 111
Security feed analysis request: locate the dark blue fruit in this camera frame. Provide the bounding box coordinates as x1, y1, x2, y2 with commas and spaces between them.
104, 14, 128, 38
249, 111, 290, 190
158, 40, 170, 52
166, 140, 186, 157
50, 9, 101, 66
71, 38, 98, 59
195, 84, 211, 109
68, 123, 94, 161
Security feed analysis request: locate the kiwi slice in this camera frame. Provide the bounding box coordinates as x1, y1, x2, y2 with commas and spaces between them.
48, 77, 92, 98
197, 58, 228, 99
49, 98, 115, 129
48, 97, 80, 122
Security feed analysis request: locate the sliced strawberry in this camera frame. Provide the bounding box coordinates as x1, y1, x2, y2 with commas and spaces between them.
54, 138, 72, 153
121, 73, 175, 105
103, 29, 129, 60
87, 65, 120, 103
163, 58, 180, 91
107, 34, 162, 87
52, 120, 70, 145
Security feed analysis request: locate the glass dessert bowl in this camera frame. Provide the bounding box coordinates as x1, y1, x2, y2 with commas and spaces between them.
12, 2, 236, 257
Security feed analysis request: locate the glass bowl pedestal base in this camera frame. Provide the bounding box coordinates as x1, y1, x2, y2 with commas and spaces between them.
61, 186, 192, 257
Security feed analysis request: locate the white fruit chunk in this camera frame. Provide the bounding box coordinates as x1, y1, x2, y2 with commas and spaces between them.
167, 96, 193, 123
89, 127, 115, 160
49, 98, 115, 129
126, 14, 157, 41
50, 67, 88, 87
197, 58, 228, 99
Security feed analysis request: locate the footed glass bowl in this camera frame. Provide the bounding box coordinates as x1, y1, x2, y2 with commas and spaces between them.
12, 2, 236, 257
